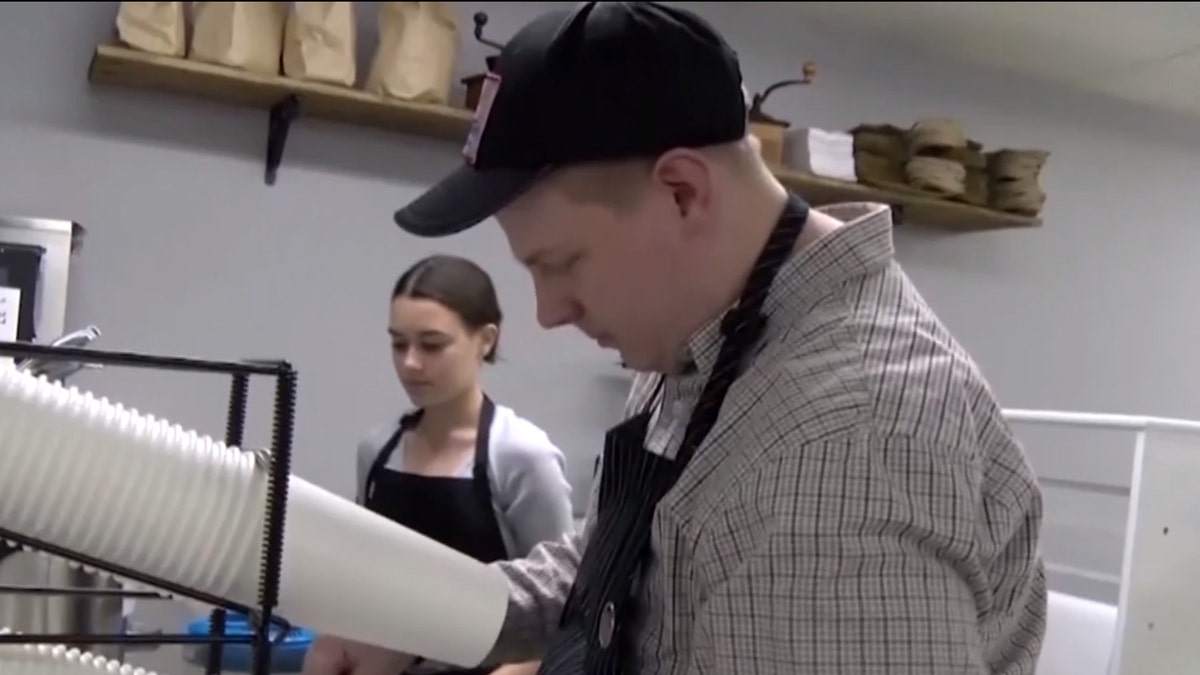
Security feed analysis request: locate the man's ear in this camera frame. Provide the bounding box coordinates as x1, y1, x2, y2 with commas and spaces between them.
651, 149, 713, 220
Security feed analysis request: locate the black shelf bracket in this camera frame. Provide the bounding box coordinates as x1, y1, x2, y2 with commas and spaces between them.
265, 95, 301, 186
889, 203, 906, 226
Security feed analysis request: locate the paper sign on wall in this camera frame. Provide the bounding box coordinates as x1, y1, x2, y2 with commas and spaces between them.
0, 286, 20, 369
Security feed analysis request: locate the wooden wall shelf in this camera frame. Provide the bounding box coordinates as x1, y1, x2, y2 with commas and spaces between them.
773, 168, 1039, 231
87, 44, 1040, 230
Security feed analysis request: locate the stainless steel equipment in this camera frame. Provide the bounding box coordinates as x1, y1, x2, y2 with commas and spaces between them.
0, 552, 128, 657
0, 215, 84, 345
15, 324, 102, 380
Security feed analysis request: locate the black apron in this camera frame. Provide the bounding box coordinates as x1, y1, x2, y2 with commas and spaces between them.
363, 395, 510, 675
537, 195, 810, 675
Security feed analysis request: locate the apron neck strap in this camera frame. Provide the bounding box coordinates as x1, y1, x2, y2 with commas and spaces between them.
673, 194, 810, 469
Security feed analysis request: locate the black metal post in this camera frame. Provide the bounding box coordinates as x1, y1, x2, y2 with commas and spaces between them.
250, 363, 297, 675
206, 372, 251, 675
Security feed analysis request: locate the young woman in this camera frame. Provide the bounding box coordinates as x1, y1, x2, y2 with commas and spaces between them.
354, 254, 574, 675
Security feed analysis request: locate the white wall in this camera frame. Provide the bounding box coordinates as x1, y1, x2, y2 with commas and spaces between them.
0, 0, 1196, 635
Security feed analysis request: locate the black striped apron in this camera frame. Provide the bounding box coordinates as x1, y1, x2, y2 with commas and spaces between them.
536, 194, 810, 675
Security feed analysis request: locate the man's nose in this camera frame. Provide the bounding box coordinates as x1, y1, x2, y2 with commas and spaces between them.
534, 285, 580, 330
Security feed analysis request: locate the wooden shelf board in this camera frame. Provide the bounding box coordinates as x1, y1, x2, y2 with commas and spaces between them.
774, 169, 1040, 231
88, 44, 472, 142
87, 44, 1041, 231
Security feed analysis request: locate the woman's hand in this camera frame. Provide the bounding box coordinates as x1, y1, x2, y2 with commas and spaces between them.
302, 634, 415, 675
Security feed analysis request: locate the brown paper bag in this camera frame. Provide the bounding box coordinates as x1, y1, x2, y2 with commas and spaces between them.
283, 2, 358, 87
366, 2, 459, 105
115, 2, 187, 57
189, 2, 287, 76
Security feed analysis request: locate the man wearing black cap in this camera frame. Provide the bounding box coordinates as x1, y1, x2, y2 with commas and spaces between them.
305, 3, 1047, 674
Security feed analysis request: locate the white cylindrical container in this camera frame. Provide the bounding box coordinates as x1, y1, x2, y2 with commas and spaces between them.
0, 368, 510, 668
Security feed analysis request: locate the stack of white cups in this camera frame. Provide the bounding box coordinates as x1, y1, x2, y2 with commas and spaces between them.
0, 627, 161, 675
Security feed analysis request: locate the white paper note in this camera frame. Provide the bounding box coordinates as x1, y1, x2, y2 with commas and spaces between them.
0, 286, 20, 370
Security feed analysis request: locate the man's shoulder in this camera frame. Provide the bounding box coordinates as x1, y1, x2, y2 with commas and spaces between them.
754, 271, 1008, 450
742, 294, 1039, 515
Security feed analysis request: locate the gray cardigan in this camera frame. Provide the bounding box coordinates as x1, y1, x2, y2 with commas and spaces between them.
355, 403, 576, 557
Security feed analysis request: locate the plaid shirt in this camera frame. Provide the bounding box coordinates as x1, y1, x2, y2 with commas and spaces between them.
482, 203, 1047, 674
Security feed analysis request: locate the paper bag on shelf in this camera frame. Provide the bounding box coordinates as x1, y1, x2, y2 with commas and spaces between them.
115, 2, 187, 57
366, 2, 459, 105
283, 2, 357, 87
905, 156, 966, 198
190, 1, 287, 76
986, 149, 1050, 216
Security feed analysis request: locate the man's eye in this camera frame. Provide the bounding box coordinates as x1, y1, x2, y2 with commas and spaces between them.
547, 254, 581, 274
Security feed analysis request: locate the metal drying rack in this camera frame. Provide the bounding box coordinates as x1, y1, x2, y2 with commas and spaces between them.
0, 339, 298, 675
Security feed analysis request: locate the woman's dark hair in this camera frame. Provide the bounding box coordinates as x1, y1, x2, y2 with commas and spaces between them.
392, 254, 503, 363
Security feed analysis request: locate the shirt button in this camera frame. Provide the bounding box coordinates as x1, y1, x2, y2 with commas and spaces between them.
597, 601, 616, 649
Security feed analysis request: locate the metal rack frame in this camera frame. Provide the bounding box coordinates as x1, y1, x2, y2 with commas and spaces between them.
0, 340, 298, 675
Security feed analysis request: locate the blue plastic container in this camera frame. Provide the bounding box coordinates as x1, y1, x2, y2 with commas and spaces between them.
183, 612, 315, 673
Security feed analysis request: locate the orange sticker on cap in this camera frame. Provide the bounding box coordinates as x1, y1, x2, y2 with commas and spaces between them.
463, 73, 501, 166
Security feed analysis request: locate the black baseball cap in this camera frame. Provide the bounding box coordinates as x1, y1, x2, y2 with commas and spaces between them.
393, 1, 748, 238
